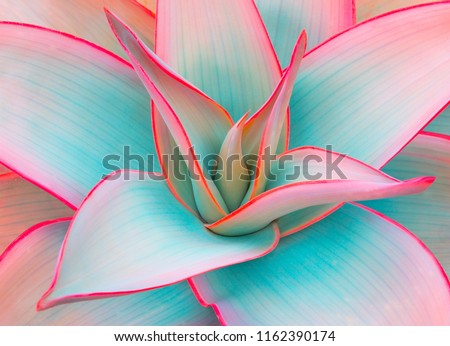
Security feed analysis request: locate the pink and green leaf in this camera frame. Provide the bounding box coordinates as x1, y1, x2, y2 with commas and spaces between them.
288, 3, 450, 169
243, 32, 307, 200
215, 114, 251, 211
38, 171, 279, 310
0, 23, 159, 208
0, 220, 219, 325
107, 11, 232, 222
192, 204, 450, 325
208, 147, 433, 236
364, 132, 450, 274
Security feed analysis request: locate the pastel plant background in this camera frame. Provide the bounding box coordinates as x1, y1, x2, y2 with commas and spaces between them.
0, 0, 449, 325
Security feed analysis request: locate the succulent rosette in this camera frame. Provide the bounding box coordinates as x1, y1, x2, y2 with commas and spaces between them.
0, 0, 449, 325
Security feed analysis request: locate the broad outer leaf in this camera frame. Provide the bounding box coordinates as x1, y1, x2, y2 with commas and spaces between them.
38, 171, 279, 309
0, 23, 159, 208
289, 3, 450, 169
0, 220, 219, 325
364, 132, 450, 274
192, 204, 450, 325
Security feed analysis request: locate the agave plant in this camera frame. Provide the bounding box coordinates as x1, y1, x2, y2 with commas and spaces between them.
0, 0, 449, 325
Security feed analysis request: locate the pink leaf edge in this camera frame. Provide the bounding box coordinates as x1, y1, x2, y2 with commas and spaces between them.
36, 170, 280, 311
189, 202, 450, 325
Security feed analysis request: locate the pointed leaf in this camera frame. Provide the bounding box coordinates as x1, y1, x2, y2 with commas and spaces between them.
216, 114, 250, 211
192, 204, 450, 325
0, 220, 219, 326
107, 11, 233, 160
364, 132, 450, 274
244, 32, 307, 199
256, 0, 355, 66
289, 3, 450, 169
38, 171, 279, 309
0, 174, 73, 254
0, 23, 159, 208
107, 11, 232, 222
208, 147, 434, 236
156, 0, 282, 121
0, 0, 155, 58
